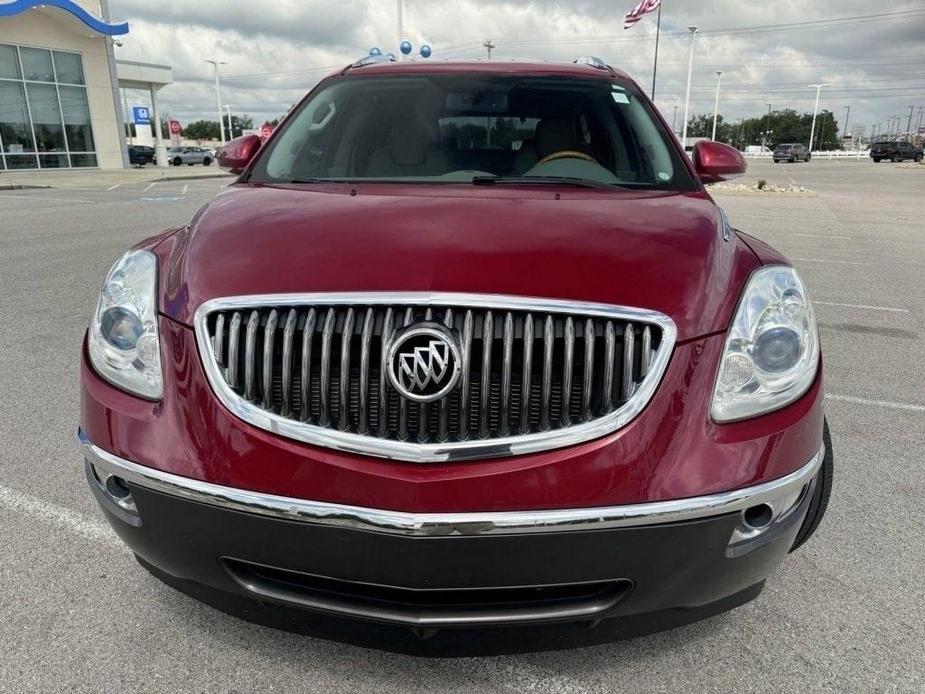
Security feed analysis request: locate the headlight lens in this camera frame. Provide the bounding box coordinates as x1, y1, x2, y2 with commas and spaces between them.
711, 265, 819, 422
88, 250, 162, 399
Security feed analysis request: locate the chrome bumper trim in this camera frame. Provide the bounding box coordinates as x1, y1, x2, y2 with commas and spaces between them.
80, 430, 823, 537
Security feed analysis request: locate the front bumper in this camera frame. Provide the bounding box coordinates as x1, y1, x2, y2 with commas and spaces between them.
82, 431, 823, 630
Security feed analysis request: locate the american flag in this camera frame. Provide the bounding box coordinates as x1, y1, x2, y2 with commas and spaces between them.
624, 0, 661, 29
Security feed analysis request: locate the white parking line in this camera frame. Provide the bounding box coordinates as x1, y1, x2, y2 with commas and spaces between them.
827, 394, 925, 413
182, 183, 189, 195
0, 193, 93, 204
107, 184, 120, 191
786, 233, 853, 240
143, 182, 157, 192
0, 483, 118, 545
814, 300, 909, 313
793, 257, 868, 266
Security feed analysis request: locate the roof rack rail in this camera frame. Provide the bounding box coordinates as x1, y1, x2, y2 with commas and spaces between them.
350, 53, 397, 69
573, 56, 614, 74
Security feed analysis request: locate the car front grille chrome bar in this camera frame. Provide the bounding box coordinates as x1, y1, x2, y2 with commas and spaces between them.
194, 292, 677, 463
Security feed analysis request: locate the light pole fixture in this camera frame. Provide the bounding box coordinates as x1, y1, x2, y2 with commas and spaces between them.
680, 26, 698, 149
205, 59, 227, 145
711, 71, 722, 141
807, 83, 830, 152
225, 104, 234, 140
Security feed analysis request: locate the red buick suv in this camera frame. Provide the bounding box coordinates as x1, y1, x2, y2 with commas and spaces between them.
79, 56, 832, 636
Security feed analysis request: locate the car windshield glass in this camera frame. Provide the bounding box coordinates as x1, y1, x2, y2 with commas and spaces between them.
249, 74, 694, 190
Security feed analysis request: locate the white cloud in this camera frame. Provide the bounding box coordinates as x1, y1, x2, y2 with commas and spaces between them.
110, 0, 925, 135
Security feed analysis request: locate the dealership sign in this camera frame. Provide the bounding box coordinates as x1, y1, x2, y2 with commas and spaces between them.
132, 106, 151, 125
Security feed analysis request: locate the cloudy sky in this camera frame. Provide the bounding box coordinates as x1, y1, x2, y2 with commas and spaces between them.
109, 0, 925, 137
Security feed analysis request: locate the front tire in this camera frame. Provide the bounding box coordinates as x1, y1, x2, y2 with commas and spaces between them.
790, 419, 833, 552
203, 158, 212, 166
172, 157, 182, 166
873, 157, 881, 163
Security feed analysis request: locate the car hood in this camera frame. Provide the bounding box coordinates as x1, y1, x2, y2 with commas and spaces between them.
158, 183, 761, 341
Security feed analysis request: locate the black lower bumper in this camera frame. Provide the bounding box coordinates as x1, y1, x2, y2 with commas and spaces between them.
88, 464, 811, 637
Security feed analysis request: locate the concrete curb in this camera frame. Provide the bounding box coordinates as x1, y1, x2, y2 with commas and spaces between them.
155, 173, 234, 182
0, 183, 52, 190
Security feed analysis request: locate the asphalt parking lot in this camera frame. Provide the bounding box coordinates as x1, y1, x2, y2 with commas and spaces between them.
1, 160, 923, 692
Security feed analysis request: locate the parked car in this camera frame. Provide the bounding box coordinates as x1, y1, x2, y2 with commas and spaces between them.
870, 141, 923, 163
80, 57, 832, 636
773, 143, 811, 163
167, 146, 213, 166
127, 144, 155, 167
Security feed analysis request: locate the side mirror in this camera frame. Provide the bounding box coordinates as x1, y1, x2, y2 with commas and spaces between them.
691, 141, 747, 184
217, 135, 262, 174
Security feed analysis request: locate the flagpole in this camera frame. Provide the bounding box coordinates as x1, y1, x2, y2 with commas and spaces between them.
651, 2, 661, 99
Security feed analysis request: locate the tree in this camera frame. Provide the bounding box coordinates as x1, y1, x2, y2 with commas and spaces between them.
222, 113, 254, 139
686, 108, 842, 150
183, 119, 220, 140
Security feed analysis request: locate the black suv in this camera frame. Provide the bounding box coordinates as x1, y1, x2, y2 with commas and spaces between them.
127, 145, 156, 167
773, 143, 810, 163
870, 141, 923, 163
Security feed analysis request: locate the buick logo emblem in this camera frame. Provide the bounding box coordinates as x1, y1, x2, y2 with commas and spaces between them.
386, 323, 462, 402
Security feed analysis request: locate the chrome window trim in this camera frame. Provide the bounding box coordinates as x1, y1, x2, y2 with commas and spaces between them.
193, 292, 678, 463
80, 430, 823, 537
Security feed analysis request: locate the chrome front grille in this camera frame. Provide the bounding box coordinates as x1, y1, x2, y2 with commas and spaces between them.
195, 293, 676, 462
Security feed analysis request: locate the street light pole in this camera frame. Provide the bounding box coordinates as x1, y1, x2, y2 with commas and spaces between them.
224, 105, 234, 140
711, 71, 722, 141
397, 0, 403, 48
205, 59, 227, 145
672, 105, 678, 134
843, 105, 850, 142
906, 105, 915, 139
763, 103, 771, 150
807, 83, 830, 152
680, 26, 698, 149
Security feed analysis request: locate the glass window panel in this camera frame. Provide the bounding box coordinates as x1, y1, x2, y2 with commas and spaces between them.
60, 86, 95, 152
25, 83, 66, 152
0, 44, 21, 79
70, 153, 97, 167
39, 153, 69, 168
52, 51, 84, 85
0, 81, 35, 153
20, 47, 54, 82
5, 154, 39, 169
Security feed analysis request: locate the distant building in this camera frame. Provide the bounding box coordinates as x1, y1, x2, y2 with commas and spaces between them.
0, 1, 172, 170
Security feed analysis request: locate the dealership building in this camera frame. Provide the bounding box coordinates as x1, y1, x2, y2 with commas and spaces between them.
0, 0, 172, 170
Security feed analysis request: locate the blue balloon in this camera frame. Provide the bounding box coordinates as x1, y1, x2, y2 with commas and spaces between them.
420, 44, 432, 58
369, 47, 381, 56
400, 40, 412, 55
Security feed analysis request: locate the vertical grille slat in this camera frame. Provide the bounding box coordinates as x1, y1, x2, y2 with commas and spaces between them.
622, 324, 635, 401
244, 310, 259, 401
319, 308, 336, 426
602, 321, 615, 412
641, 325, 652, 379
378, 308, 394, 437
280, 309, 297, 417
438, 309, 453, 442
540, 315, 554, 431
226, 312, 241, 388
459, 310, 473, 440
213, 314, 225, 367
204, 298, 667, 457
561, 316, 574, 427
262, 309, 278, 410
338, 308, 355, 431
479, 310, 493, 438
299, 308, 317, 422
500, 312, 514, 436
582, 318, 594, 421
358, 308, 375, 434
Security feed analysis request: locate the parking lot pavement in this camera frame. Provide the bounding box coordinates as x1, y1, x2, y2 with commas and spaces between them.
1, 160, 923, 692
0, 165, 232, 191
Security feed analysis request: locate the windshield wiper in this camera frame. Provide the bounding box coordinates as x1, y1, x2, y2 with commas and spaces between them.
471, 175, 625, 189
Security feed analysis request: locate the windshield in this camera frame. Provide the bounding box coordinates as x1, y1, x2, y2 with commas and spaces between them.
249, 74, 694, 190
775, 145, 792, 151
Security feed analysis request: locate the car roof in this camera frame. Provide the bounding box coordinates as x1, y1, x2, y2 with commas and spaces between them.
337, 59, 632, 82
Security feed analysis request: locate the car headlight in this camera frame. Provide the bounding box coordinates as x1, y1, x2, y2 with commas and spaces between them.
711, 265, 819, 422
88, 250, 162, 399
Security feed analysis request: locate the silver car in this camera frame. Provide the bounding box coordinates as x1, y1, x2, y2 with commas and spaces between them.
167, 146, 213, 166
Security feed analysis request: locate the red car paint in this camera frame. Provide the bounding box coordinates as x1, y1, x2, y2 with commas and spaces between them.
81, 60, 824, 514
